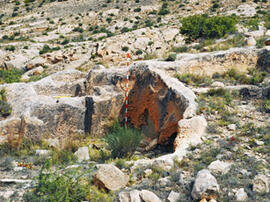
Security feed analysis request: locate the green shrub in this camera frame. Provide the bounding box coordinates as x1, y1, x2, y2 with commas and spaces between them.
172, 46, 189, 53
165, 53, 176, 61
175, 73, 212, 86
122, 46, 129, 52
0, 100, 12, 117
39, 45, 60, 55
221, 68, 267, 85
105, 124, 142, 158
24, 166, 115, 202
262, 99, 270, 113
5, 45, 15, 52
180, 15, 237, 40
135, 49, 143, 55
246, 17, 259, 31
0, 68, 23, 84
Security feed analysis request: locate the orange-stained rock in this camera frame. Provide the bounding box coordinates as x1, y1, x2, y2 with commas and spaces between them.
85, 64, 197, 149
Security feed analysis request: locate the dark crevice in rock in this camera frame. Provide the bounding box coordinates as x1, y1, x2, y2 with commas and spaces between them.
84, 97, 94, 133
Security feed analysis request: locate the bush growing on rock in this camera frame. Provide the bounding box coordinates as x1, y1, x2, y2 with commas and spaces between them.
0, 68, 23, 84
180, 15, 237, 41
105, 122, 142, 158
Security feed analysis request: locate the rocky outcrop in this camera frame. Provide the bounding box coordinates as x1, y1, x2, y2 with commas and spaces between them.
0, 63, 201, 153
136, 47, 270, 76
85, 64, 197, 148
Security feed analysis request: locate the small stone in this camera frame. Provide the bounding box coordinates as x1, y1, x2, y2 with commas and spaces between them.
253, 174, 269, 193
228, 124, 236, 131
65, 165, 80, 169
191, 169, 220, 200
255, 140, 264, 146
167, 191, 180, 202
74, 147, 90, 162
208, 160, 232, 174
158, 177, 170, 187
47, 138, 60, 148
265, 38, 270, 46
144, 169, 153, 176
211, 81, 225, 88
140, 190, 162, 202
14, 167, 24, 171
245, 37, 256, 46
235, 188, 248, 201
35, 149, 51, 157
0, 191, 14, 199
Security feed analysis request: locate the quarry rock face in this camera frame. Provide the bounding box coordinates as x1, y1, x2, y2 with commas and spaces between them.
0, 63, 199, 152
85, 64, 197, 149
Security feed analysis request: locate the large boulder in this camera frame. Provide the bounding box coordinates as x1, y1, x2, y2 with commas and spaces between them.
94, 164, 129, 191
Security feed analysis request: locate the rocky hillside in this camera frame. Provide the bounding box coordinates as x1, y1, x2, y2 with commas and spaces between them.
0, 0, 270, 201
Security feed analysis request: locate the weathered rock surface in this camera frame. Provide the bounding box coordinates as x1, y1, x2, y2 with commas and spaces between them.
191, 169, 220, 200
137, 47, 270, 76
140, 190, 162, 202
167, 191, 180, 202
253, 174, 269, 193
208, 160, 232, 174
94, 164, 129, 191
74, 147, 90, 162
235, 188, 248, 201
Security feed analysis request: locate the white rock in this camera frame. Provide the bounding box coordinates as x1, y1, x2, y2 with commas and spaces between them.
0, 191, 14, 199
119, 192, 130, 202
174, 115, 207, 151
235, 188, 248, 201
228, 124, 236, 131
253, 174, 269, 193
130, 190, 141, 202
167, 191, 180, 202
65, 165, 80, 169
162, 28, 179, 41
227, 4, 256, 17
0, 179, 32, 183
144, 169, 153, 176
140, 190, 162, 202
246, 30, 264, 38
4, 54, 28, 70
255, 140, 264, 146
245, 37, 256, 46
158, 177, 170, 187
191, 169, 220, 200
47, 138, 60, 148
211, 81, 225, 88
208, 160, 232, 174
14, 167, 24, 171
74, 147, 90, 162
35, 149, 51, 157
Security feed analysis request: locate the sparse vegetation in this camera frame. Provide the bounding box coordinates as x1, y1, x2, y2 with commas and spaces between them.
0, 68, 23, 84
105, 121, 142, 158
